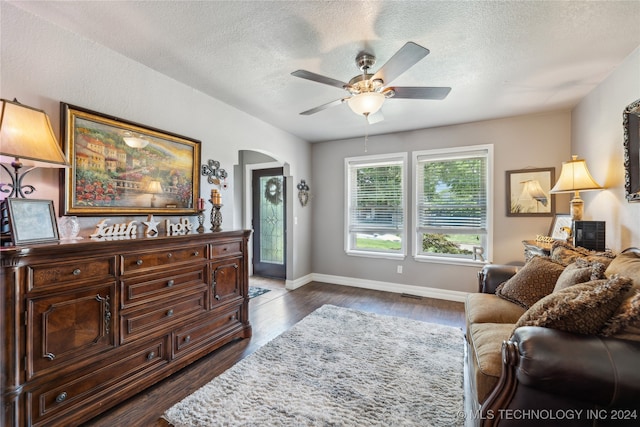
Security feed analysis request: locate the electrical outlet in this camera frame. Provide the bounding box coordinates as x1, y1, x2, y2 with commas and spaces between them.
397, 265, 403, 274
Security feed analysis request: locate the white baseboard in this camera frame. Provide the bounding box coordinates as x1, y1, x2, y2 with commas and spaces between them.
305, 273, 469, 303
285, 273, 314, 290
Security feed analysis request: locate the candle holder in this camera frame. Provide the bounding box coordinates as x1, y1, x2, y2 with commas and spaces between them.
209, 201, 223, 231
196, 209, 205, 233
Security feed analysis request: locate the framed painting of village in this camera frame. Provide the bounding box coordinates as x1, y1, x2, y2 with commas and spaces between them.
61, 103, 201, 215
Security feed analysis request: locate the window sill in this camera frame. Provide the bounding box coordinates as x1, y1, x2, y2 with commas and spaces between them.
346, 250, 406, 261
413, 255, 489, 267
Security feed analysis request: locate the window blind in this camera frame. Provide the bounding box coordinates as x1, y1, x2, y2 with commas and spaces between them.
416, 152, 487, 234
348, 160, 404, 233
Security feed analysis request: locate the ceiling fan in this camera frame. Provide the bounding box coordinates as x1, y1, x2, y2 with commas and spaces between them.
291, 42, 451, 123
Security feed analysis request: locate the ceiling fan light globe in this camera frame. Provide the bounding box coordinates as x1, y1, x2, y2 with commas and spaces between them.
347, 92, 385, 116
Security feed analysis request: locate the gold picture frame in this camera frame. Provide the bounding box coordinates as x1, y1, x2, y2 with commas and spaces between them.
61, 103, 201, 215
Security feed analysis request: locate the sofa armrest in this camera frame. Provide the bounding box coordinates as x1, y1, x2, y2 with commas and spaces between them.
511, 326, 640, 407
477, 264, 519, 294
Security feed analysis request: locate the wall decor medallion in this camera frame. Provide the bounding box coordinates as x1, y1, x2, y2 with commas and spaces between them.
297, 179, 310, 207
623, 98, 640, 202
201, 159, 228, 187
61, 103, 201, 215
506, 168, 555, 217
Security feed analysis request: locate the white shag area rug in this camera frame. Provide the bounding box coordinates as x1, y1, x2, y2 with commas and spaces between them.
162, 304, 464, 427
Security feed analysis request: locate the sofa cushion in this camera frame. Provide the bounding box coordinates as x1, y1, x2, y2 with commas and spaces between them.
465, 293, 526, 330
515, 276, 633, 335
553, 258, 606, 292
550, 240, 616, 267
495, 256, 565, 308
468, 323, 515, 403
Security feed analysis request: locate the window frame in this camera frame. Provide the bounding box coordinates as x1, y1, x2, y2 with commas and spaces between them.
412, 145, 493, 265
344, 152, 408, 260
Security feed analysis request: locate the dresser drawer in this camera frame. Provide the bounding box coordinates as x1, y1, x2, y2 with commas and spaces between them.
120, 266, 208, 309
211, 241, 242, 258
120, 289, 208, 344
120, 244, 208, 274
174, 305, 243, 357
27, 337, 169, 427
28, 256, 116, 290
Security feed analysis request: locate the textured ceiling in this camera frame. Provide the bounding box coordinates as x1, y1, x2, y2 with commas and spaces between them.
10, 1, 640, 143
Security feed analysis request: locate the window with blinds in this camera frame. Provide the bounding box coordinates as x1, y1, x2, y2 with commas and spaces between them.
413, 146, 492, 262
345, 153, 407, 258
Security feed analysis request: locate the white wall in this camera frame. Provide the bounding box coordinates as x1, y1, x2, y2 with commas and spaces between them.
311, 111, 572, 294
0, 3, 313, 281
572, 47, 640, 249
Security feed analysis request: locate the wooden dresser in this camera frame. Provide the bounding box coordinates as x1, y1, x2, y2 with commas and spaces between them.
0, 230, 252, 426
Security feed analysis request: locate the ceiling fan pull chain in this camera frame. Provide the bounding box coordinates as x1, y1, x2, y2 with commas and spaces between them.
363, 113, 370, 152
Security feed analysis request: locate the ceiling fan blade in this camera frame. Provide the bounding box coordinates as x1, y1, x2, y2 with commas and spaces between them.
390, 86, 451, 100
371, 42, 430, 86
367, 110, 384, 124
300, 98, 347, 115
291, 70, 349, 90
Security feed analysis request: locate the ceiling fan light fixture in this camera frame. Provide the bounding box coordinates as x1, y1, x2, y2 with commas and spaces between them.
347, 92, 385, 116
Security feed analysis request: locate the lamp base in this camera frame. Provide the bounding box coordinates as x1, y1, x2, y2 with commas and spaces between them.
570, 196, 584, 221
0, 161, 36, 198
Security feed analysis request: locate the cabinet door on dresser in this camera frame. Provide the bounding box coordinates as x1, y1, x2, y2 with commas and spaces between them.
26, 282, 116, 380
210, 240, 246, 306
210, 258, 244, 305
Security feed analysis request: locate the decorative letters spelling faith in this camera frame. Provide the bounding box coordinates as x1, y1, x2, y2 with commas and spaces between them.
165, 218, 193, 235
90, 219, 137, 238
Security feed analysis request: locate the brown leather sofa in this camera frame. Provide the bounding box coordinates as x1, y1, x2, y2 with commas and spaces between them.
465, 247, 640, 426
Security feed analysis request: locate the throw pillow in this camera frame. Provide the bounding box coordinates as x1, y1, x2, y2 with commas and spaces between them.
600, 290, 640, 336
496, 256, 565, 309
553, 258, 606, 292
550, 240, 616, 267
514, 276, 633, 335
605, 251, 640, 286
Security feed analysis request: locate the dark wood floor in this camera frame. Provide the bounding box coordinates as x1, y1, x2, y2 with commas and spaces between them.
81, 279, 465, 427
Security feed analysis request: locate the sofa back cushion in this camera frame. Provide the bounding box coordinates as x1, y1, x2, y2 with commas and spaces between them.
602, 250, 640, 339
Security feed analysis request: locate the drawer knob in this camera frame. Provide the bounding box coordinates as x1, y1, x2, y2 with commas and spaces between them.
193, 251, 199, 256
167, 280, 175, 287
136, 259, 143, 266
56, 392, 67, 403
185, 335, 191, 343
147, 352, 155, 360
166, 309, 174, 317
215, 294, 221, 301
72, 268, 81, 276
167, 253, 173, 258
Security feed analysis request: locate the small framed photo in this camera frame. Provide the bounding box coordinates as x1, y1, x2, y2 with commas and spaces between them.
5, 198, 59, 245
549, 214, 573, 241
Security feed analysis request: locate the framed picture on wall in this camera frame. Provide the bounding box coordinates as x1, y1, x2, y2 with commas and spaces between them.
506, 168, 555, 217
5, 198, 59, 245
60, 103, 201, 215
